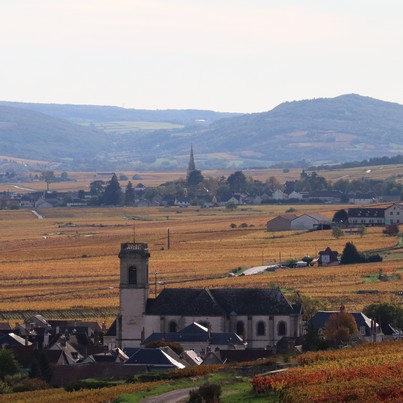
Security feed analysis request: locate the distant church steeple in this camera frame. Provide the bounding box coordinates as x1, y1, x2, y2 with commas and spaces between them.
188, 145, 196, 173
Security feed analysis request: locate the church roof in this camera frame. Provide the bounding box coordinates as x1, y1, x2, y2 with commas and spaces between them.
146, 288, 295, 316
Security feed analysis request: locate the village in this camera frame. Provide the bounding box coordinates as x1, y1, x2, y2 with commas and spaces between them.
0, 154, 402, 399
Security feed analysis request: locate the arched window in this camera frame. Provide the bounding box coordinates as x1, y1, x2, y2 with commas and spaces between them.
278, 321, 287, 336
168, 321, 177, 332
128, 266, 137, 285
236, 321, 245, 337
257, 321, 265, 336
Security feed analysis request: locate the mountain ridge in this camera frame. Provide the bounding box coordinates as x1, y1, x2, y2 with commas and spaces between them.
1, 94, 403, 170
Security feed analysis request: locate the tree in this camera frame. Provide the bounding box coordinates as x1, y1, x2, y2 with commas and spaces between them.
187, 169, 204, 187
363, 303, 403, 329
102, 174, 122, 205
303, 320, 325, 351
125, 181, 135, 205
89, 180, 105, 197
227, 171, 247, 193
332, 227, 344, 239
340, 242, 363, 264
332, 209, 348, 223
60, 171, 69, 181
0, 348, 20, 381
40, 170, 56, 191
323, 308, 358, 344
358, 225, 367, 237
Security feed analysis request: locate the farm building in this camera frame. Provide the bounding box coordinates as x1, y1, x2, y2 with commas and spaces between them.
347, 207, 385, 226
318, 247, 339, 266
290, 213, 331, 230
115, 243, 303, 350
266, 214, 297, 232
385, 203, 403, 225
267, 213, 330, 232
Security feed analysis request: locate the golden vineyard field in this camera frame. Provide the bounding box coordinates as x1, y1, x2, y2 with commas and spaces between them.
0, 204, 402, 325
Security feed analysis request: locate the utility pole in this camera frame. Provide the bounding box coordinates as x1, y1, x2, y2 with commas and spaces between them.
167, 227, 170, 250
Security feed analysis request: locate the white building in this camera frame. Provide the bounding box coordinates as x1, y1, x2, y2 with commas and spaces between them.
290, 213, 330, 230
115, 243, 303, 350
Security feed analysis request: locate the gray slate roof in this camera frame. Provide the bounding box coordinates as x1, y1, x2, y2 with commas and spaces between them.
146, 288, 296, 317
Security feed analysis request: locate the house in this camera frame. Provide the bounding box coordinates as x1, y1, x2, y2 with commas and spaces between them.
124, 347, 189, 370
311, 311, 382, 342
384, 203, 403, 225
290, 213, 330, 231
349, 193, 379, 205
347, 207, 386, 226
115, 243, 303, 350
266, 214, 297, 232
318, 247, 339, 266
288, 191, 304, 200
303, 191, 342, 203
271, 189, 287, 200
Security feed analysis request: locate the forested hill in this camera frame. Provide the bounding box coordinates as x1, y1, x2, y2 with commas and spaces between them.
0, 105, 109, 160
190, 94, 403, 165
1, 94, 403, 171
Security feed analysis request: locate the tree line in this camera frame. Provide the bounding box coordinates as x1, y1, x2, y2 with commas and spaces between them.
86, 170, 403, 206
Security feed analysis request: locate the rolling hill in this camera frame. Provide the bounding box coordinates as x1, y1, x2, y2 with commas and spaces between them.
1, 94, 403, 170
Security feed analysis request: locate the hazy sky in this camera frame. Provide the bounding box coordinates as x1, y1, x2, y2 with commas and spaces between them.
1, 0, 402, 113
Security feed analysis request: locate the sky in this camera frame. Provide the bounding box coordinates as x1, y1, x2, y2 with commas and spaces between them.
1, 0, 403, 113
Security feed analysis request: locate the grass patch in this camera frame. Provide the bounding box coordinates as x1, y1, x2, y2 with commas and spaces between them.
362, 274, 379, 283
115, 370, 263, 403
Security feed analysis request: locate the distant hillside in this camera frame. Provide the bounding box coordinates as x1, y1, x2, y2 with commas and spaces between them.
0, 105, 109, 161
189, 94, 403, 166
0, 101, 238, 126
1, 94, 403, 171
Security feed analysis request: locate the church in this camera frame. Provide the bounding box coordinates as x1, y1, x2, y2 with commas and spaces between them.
116, 242, 303, 349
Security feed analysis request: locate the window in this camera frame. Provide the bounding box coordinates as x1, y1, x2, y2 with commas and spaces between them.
236, 321, 245, 337
257, 321, 265, 336
360, 326, 366, 336
168, 321, 177, 332
128, 266, 137, 285
278, 321, 287, 336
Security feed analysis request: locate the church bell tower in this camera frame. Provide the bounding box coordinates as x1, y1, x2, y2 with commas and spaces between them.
117, 243, 150, 348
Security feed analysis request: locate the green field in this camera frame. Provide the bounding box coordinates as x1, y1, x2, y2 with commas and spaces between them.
82, 121, 184, 133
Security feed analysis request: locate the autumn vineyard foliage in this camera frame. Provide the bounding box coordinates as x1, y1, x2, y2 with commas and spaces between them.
1, 203, 402, 324
252, 340, 403, 402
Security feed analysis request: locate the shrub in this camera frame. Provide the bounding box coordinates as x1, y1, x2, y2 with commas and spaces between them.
239, 223, 248, 228
189, 383, 221, 403
11, 377, 50, 392
383, 224, 399, 236
230, 223, 237, 228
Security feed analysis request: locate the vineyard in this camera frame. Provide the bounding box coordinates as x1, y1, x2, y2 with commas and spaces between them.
252, 340, 403, 402
0, 204, 402, 326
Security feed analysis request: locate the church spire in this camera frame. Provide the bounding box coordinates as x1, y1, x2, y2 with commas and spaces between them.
188, 144, 196, 172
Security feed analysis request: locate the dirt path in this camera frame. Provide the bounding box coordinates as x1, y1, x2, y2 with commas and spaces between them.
140, 387, 195, 403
